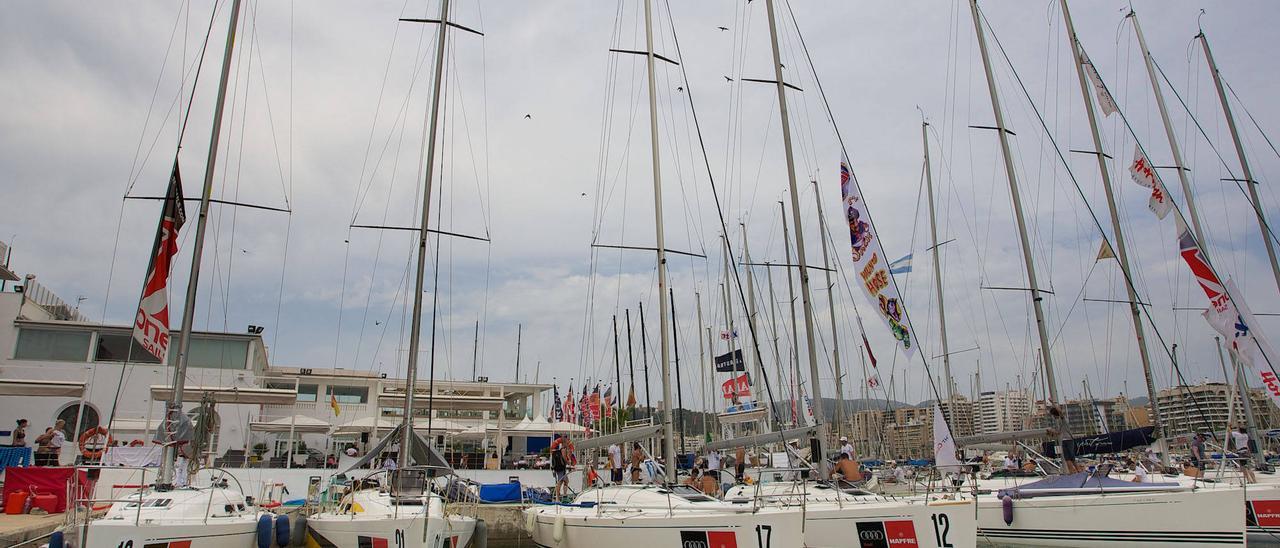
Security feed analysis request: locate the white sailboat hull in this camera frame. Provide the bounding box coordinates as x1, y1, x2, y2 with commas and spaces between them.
526, 506, 804, 548
307, 489, 476, 548
70, 485, 262, 548
976, 486, 1245, 546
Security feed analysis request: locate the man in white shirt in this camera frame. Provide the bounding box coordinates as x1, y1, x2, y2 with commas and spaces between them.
839, 436, 855, 460
706, 449, 721, 472
49, 420, 67, 465
1233, 427, 1257, 483
607, 443, 623, 484
1132, 460, 1149, 483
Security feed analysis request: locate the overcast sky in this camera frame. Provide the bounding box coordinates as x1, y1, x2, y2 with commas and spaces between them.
3, 0, 1280, 412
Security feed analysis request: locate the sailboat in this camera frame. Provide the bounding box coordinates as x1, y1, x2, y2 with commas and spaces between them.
305, 0, 477, 546
964, 0, 1245, 545
524, 0, 808, 545
60, 1, 275, 546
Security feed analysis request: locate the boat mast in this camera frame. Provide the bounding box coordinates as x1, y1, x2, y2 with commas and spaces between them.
1198, 31, 1274, 465
514, 323, 522, 383
626, 309, 637, 416
1059, 0, 1165, 449
695, 294, 708, 436
779, 202, 803, 426
1129, 11, 1207, 248
397, 0, 452, 469
1199, 30, 1280, 295
471, 320, 480, 381
765, 265, 786, 422
158, 0, 242, 488
811, 181, 847, 437
638, 0, 676, 483
721, 235, 740, 393
764, 0, 828, 476
741, 223, 772, 431
967, 1, 1061, 413
612, 315, 622, 432
920, 123, 955, 410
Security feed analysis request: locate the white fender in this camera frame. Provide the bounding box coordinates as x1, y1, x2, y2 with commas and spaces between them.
525, 510, 536, 534
553, 515, 565, 542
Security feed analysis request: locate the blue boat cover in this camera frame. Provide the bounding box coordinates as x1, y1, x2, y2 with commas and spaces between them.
998, 471, 1180, 499
478, 481, 523, 503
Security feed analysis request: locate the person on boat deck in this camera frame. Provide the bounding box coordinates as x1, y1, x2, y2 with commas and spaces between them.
607, 442, 623, 484
839, 436, 854, 460
630, 442, 644, 484
382, 455, 397, 470
345, 446, 358, 457
11, 419, 27, 447
47, 420, 67, 465
1021, 459, 1037, 473
550, 434, 571, 498
705, 448, 721, 472
833, 453, 862, 483
1132, 459, 1150, 483
1003, 454, 1015, 470
1232, 426, 1257, 483
735, 446, 747, 482
699, 467, 720, 496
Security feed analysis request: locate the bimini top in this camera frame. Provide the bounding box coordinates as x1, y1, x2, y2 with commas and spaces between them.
998, 471, 1187, 499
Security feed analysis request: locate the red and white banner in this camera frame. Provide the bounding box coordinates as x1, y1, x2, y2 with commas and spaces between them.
1128, 146, 1173, 220
133, 164, 186, 362
721, 374, 750, 400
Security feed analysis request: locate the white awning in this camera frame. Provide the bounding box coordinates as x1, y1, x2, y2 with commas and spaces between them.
375, 392, 505, 412
249, 415, 333, 434
150, 385, 298, 405
0, 379, 86, 398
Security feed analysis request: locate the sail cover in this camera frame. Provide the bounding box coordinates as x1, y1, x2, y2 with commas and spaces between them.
999, 470, 1184, 499
339, 422, 452, 475
1040, 426, 1156, 458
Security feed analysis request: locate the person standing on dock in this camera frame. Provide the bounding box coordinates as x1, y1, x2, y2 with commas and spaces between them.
607, 442, 623, 484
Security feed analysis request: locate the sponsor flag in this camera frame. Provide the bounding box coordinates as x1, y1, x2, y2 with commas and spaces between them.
861, 332, 878, 368
867, 374, 882, 389
626, 385, 637, 408
719, 328, 738, 340
133, 162, 187, 362
720, 374, 750, 399
841, 157, 915, 357
1128, 145, 1173, 220
934, 405, 963, 473
1079, 45, 1119, 116
714, 349, 744, 372
553, 385, 563, 422
564, 385, 576, 424
888, 253, 913, 274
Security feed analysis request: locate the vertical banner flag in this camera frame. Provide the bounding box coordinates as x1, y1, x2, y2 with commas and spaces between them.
934, 405, 963, 473
840, 158, 914, 356
330, 394, 341, 416
1079, 45, 1119, 116
134, 163, 187, 362
564, 385, 576, 424
553, 385, 563, 422
1128, 145, 1173, 219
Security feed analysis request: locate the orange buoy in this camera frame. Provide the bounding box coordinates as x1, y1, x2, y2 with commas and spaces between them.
78, 426, 112, 460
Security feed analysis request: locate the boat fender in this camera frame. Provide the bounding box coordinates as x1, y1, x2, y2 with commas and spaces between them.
256, 514, 274, 548
473, 519, 488, 548
553, 515, 565, 542
274, 513, 290, 547
48, 530, 64, 548
292, 514, 307, 547
525, 511, 536, 534
1001, 494, 1014, 526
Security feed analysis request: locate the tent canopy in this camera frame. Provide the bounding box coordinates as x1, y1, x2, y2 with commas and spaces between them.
331, 416, 467, 435
376, 392, 505, 412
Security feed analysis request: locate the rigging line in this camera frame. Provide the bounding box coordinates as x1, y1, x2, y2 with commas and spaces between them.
781, 0, 948, 410
663, 0, 783, 428
981, 9, 1237, 435
126, 0, 199, 190
1223, 77, 1280, 163
1047, 260, 1101, 350
249, 23, 293, 210
1152, 56, 1280, 251
106, 0, 223, 322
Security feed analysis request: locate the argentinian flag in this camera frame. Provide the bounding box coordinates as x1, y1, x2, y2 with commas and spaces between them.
888, 253, 913, 274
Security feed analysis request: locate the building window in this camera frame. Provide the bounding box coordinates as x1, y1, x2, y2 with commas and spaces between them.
266, 382, 318, 402
327, 385, 368, 404
169, 338, 249, 370
94, 333, 163, 364
56, 403, 99, 440
15, 328, 91, 362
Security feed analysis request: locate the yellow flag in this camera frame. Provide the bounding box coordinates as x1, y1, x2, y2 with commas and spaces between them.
1096, 240, 1116, 261
330, 394, 341, 416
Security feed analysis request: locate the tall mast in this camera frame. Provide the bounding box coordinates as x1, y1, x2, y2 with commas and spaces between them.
811, 181, 847, 437
779, 202, 803, 425
640, 302, 652, 421
741, 224, 771, 431
764, 0, 828, 475
721, 235, 739, 385
159, 0, 242, 488
640, 0, 677, 483
471, 320, 480, 381
920, 123, 954, 410
1129, 10, 1207, 248
626, 309, 637, 416
397, 0, 452, 469
968, 1, 1059, 409
1199, 31, 1280, 296
695, 294, 708, 436
612, 315, 623, 431
1059, 0, 1164, 446
671, 288, 687, 455
765, 264, 785, 422
514, 323, 522, 382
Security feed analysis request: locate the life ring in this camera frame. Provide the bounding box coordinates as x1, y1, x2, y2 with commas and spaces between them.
128, 439, 144, 447
79, 426, 112, 459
